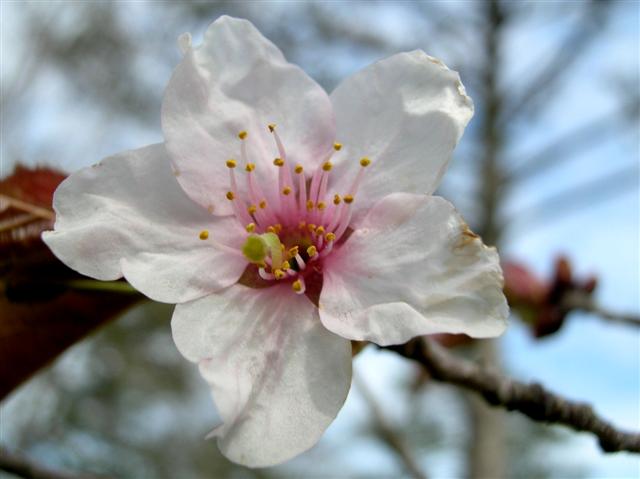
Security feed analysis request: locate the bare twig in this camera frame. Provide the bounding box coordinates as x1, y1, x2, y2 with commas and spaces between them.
501, 0, 608, 124
353, 374, 427, 479
508, 164, 639, 231
385, 338, 640, 453
563, 290, 640, 328
0, 448, 103, 479
505, 103, 638, 183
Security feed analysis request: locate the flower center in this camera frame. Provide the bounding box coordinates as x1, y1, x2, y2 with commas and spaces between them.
202, 125, 370, 295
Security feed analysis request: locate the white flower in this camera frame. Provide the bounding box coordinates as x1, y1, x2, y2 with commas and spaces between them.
43, 16, 508, 467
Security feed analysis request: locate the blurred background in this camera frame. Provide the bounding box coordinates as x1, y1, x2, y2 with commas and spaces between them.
1, 1, 638, 478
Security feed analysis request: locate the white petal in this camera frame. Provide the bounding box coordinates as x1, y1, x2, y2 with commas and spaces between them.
43, 144, 247, 303
329, 51, 473, 222
320, 193, 508, 346
162, 16, 335, 215
172, 284, 352, 467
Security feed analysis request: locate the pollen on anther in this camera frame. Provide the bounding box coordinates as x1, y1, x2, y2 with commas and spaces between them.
245, 163, 256, 172
273, 158, 284, 167
289, 245, 299, 256
333, 142, 342, 151
266, 226, 276, 233
226, 191, 235, 201
268, 123, 276, 132
247, 205, 257, 214
344, 194, 354, 204
316, 226, 325, 235
199, 230, 209, 240
282, 186, 292, 195
333, 194, 341, 205
307, 245, 318, 257
238, 130, 248, 140
307, 223, 317, 232
360, 157, 371, 167
325, 232, 336, 242
322, 161, 333, 171
317, 202, 326, 211
259, 200, 267, 209
306, 200, 314, 211
274, 269, 286, 280
245, 223, 256, 233
282, 260, 291, 270
294, 164, 304, 174
292, 279, 303, 292
226, 159, 237, 168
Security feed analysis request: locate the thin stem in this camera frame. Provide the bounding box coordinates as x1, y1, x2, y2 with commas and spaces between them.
353, 374, 428, 479
385, 338, 640, 453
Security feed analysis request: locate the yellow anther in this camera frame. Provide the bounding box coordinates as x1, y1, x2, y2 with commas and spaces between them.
360, 157, 371, 167
282, 260, 291, 270
273, 158, 285, 167
317, 201, 326, 211
274, 269, 286, 280
322, 161, 333, 171
307, 245, 318, 257
247, 204, 257, 214
282, 186, 292, 195
294, 164, 304, 174
238, 130, 248, 140
333, 142, 342, 151
344, 195, 354, 204
325, 232, 336, 242
259, 200, 267, 209
268, 123, 276, 132
226, 159, 237, 168
266, 226, 276, 233
245, 163, 256, 172
306, 200, 314, 211
316, 226, 325, 235
333, 194, 341, 205
226, 191, 235, 201
245, 223, 256, 233
292, 279, 303, 292
307, 223, 317, 232
289, 245, 299, 256
199, 230, 209, 240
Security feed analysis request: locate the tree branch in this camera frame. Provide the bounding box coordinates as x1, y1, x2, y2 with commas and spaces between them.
353, 374, 427, 479
563, 290, 640, 328
0, 448, 104, 479
385, 338, 640, 453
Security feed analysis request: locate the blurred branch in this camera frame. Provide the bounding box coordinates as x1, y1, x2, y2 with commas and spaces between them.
501, 0, 609, 124
505, 101, 639, 183
353, 374, 427, 479
563, 290, 640, 328
385, 338, 640, 453
0, 447, 104, 479
508, 164, 638, 231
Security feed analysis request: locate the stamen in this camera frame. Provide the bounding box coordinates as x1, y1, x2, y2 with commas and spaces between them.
238, 130, 248, 140
259, 200, 267, 209
294, 253, 306, 270
258, 268, 275, 280
273, 158, 284, 167
226, 159, 237, 168
273, 269, 286, 280
333, 194, 341, 205
226, 191, 235, 201
325, 232, 336, 242
307, 245, 318, 260
245, 163, 256, 172
245, 223, 256, 233
292, 278, 306, 295
199, 230, 209, 240
333, 142, 342, 151
282, 186, 292, 195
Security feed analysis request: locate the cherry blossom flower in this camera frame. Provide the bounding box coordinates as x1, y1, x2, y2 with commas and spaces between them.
43, 16, 508, 467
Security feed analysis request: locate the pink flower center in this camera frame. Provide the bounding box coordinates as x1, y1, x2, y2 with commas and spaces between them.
210, 125, 370, 295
